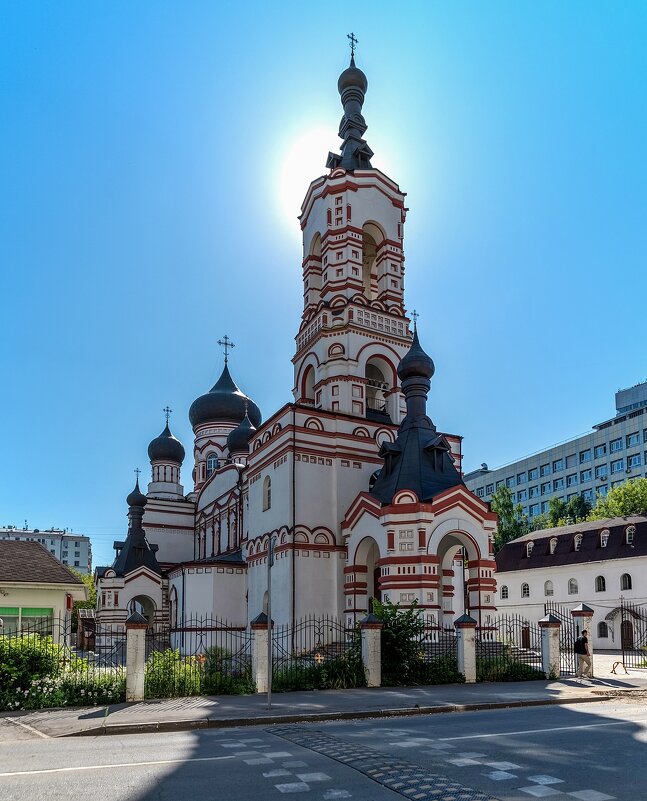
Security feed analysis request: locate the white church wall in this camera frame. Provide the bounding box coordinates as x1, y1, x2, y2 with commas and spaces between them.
143, 499, 195, 565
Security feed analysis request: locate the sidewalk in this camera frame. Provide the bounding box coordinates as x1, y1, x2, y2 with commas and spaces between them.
3, 667, 647, 739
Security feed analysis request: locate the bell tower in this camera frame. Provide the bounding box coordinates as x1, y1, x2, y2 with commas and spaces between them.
293, 47, 412, 424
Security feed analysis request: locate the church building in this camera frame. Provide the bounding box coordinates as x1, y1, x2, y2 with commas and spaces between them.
95, 52, 498, 634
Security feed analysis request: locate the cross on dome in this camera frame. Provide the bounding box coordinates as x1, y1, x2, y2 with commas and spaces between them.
134, 467, 141, 480
411, 309, 419, 330
347, 32, 358, 60
163, 406, 172, 423
217, 335, 235, 364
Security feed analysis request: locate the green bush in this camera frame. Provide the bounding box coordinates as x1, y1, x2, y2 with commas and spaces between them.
272, 651, 366, 692
0, 633, 125, 710
144, 649, 202, 698
416, 654, 465, 685
476, 658, 546, 682
202, 647, 256, 694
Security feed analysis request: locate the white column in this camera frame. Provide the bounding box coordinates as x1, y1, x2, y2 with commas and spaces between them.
539, 614, 561, 678
360, 614, 383, 687
455, 614, 477, 684
125, 614, 147, 702
251, 615, 269, 694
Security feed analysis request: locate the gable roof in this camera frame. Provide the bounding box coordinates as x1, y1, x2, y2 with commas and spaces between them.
0, 540, 84, 585
496, 515, 647, 573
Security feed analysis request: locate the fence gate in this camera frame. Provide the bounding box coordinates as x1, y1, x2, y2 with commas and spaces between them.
620, 600, 647, 669
145, 616, 253, 699
271, 615, 363, 690
476, 615, 543, 680
545, 601, 577, 675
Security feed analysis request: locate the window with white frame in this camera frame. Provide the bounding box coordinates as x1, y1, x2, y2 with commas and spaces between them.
544, 580, 554, 596
611, 459, 624, 474
526, 541, 534, 557
206, 453, 218, 478
595, 575, 606, 592
610, 438, 623, 453
594, 444, 607, 458
628, 453, 641, 469
573, 534, 583, 551
568, 578, 578, 594
600, 529, 610, 547
621, 573, 632, 590
627, 432, 640, 447
521, 583, 530, 598
500, 585, 509, 600
549, 537, 557, 554
626, 525, 636, 545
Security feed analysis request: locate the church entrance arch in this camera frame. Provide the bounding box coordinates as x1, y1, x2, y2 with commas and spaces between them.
354, 536, 381, 615
128, 595, 156, 628
433, 530, 481, 631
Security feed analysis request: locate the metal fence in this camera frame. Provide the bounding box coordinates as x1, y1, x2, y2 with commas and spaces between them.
476, 615, 544, 681
145, 616, 253, 699
620, 599, 647, 669
0, 616, 126, 711
545, 601, 577, 675
271, 614, 364, 690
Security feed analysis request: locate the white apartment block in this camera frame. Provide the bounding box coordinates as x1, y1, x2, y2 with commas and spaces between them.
0, 527, 92, 574
465, 381, 647, 519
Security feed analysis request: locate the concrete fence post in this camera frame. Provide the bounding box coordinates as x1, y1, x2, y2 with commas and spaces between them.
454, 614, 478, 684
359, 613, 383, 687
125, 612, 148, 702
250, 612, 270, 693
538, 614, 561, 678
571, 603, 594, 677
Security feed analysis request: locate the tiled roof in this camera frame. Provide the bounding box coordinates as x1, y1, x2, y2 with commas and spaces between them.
496, 515, 647, 572
0, 540, 84, 585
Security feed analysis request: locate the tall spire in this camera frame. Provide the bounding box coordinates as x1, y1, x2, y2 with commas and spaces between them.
326, 35, 374, 172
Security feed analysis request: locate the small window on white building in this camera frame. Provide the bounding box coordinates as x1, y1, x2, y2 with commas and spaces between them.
568, 578, 579, 595
595, 575, 606, 592
598, 621, 609, 638
626, 525, 636, 545
521, 583, 530, 598
500, 585, 509, 600
526, 541, 534, 558
206, 453, 218, 478
621, 573, 632, 591
573, 534, 583, 552
600, 529, 610, 548
263, 476, 272, 511
549, 537, 557, 555
544, 580, 554, 597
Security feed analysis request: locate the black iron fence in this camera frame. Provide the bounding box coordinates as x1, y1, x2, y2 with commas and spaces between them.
145, 616, 253, 698
476, 615, 545, 681
271, 614, 364, 690
0, 616, 126, 711
620, 599, 647, 669
545, 601, 577, 675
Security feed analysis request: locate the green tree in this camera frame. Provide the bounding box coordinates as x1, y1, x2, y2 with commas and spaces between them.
490, 485, 528, 552
588, 477, 647, 520
565, 495, 591, 523
70, 570, 96, 628
547, 497, 567, 527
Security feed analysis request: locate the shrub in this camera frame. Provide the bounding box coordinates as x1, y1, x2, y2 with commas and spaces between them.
417, 654, 465, 685
144, 649, 202, 698
476, 658, 545, 682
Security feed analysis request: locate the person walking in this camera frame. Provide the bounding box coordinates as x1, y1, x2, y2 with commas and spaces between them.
575, 629, 592, 678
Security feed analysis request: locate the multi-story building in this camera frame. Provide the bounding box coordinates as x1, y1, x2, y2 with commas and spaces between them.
0, 527, 92, 574
465, 381, 647, 519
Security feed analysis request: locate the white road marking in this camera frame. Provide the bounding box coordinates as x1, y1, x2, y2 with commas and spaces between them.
0, 754, 235, 778
440, 719, 633, 740
323, 792, 352, 800
568, 792, 615, 801
297, 772, 331, 782
519, 787, 561, 798
528, 775, 564, 785
2, 718, 49, 739
484, 770, 517, 781
275, 781, 310, 793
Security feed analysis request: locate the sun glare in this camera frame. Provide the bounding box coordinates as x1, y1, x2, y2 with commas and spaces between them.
278, 125, 339, 236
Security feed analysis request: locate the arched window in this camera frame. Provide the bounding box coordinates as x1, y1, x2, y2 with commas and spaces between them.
302, 365, 315, 403
549, 537, 558, 554
573, 534, 582, 552
621, 573, 632, 591
568, 578, 579, 595
598, 621, 609, 638
544, 580, 554, 597
521, 583, 530, 598
362, 230, 378, 300
206, 453, 218, 478
262, 476, 271, 511
595, 575, 606, 592
526, 541, 534, 558
626, 525, 636, 545
600, 529, 610, 548
365, 360, 389, 415
500, 585, 509, 600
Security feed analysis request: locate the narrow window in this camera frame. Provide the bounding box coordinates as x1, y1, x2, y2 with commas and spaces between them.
621, 573, 632, 591
263, 476, 272, 511
544, 580, 554, 597
500, 585, 509, 600
521, 583, 530, 599
598, 622, 609, 638
595, 575, 606, 592
568, 578, 578, 595
206, 453, 218, 478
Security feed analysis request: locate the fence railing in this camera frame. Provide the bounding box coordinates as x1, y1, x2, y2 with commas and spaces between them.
271, 614, 364, 690
545, 601, 577, 675
0, 616, 126, 711
620, 599, 647, 669
476, 615, 544, 681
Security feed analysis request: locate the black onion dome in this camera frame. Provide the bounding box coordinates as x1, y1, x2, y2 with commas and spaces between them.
147, 423, 185, 464
397, 329, 435, 381
189, 364, 262, 429
126, 479, 147, 509
338, 55, 368, 94
227, 411, 257, 454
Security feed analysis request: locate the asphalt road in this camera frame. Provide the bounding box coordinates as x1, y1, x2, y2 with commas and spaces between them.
1, 701, 645, 801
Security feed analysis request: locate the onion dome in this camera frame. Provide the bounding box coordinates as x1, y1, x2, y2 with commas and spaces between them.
397, 329, 435, 382
126, 478, 147, 509
338, 54, 368, 94
227, 410, 257, 455
189, 364, 262, 429
147, 423, 185, 464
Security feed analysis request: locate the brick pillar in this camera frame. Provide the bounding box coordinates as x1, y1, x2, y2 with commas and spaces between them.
125, 612, 148, 702
454, 613, 477, 684
571, 603, 594, 678
250, 612, 271, 693
539, 613, 561, 678
359, 613, 383, 687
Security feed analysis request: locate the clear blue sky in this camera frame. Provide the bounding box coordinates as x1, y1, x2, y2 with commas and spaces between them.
1, 2, 646, 568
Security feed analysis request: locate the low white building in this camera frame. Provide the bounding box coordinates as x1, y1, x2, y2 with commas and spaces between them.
495, 515, 647, 650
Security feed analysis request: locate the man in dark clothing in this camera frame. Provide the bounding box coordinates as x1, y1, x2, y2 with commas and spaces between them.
575, 629, 592, 677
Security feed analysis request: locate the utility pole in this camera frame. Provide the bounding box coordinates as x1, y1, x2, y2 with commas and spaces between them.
267, 535, 275, 710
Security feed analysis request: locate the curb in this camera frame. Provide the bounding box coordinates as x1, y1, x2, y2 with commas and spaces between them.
63, 694, 605, 738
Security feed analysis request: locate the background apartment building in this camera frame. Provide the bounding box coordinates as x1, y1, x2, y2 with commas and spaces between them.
0, 526, 92, 574
465, 380, 647, 519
